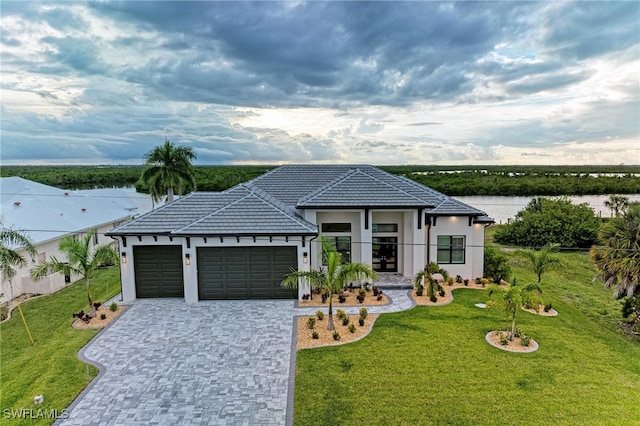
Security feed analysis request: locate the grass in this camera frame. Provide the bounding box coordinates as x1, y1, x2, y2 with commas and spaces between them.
293, 250, 640, 425
0, 267, 121, 425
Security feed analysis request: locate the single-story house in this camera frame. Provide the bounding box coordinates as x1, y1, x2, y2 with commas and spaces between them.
107, 165, 493, 303
0, 177, 136, 303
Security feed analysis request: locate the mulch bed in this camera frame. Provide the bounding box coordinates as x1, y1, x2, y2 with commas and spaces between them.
297, 291, 389, 307
72, 305, 126, 329
297, 313, 378, 350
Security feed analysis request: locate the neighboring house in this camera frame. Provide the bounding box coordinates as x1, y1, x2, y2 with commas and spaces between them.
107, 165, 493, 303
0, 177, 135, 303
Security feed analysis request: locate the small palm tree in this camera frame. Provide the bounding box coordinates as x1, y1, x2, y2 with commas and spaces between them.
141, 138, 197, 203
487, 281, 541, 340
604, 195, 630, 218
282, 238, 377, 330
590, 202, 640, 328
514, 244, 561, 285
31, 229, 117, 315
414, 269, 439, 301
0, 219, 37, 299
1, 219, 38, 344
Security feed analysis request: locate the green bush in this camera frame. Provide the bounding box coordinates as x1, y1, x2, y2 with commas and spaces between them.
359, 317, 365, 326
494, 196, 599, 248
312, 331, 319, 339
336, 309, 347, 320
342, 316, 349, 326
499, 332, 509, 346
544, 302, 553, 313
416, 285, 424, 296
109, 302, 118, 312
348, 324, 356, 333
307, 317, 316, 330
429, 295, 438, 303
332, 330, 341, 341
521, 335, 531, 346
316, 310, 325, 320
359, 308, 368, 320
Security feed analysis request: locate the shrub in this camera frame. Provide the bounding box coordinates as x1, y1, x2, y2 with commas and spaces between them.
544, 302, 553, 313
377, 295, 383, 301
109, 302, 118, 312
416, 285, 424, 296
348, 324, 356, 333
499, 332, 509, 346
439, 289, 445, 297
312, 331, 319, 339
359, 288, 367, 296
316, 310, 325, 320
447, 276, 454, 286
332, 330, 341, 341
429, 295, 438, 303
338, 295, 346, 303
463, 279, 469, 286
372, 286, 380, 296
356, 294, 365, 303
100, 313, 107, 320
336, 309, 347, 320
455, 275, 463, 283
359, 317, 365, 326
475, 277, 482, 285
342, 316, 350, 326
521, 335, 531, 346
359, 307, 368, 320
321, 293, 328, 303
513, 327, 523, 338
306, 317, 316, 329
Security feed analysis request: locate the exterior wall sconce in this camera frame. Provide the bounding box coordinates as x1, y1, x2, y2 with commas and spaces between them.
121, 252, 127, 264
303, 252, 308, 264
185, 253, 191, 265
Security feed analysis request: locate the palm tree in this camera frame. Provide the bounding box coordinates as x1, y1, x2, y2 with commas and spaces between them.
590, 202, 640, 328
604, 195, 630, 218
413, 269, 439, 301
0, 219, 37, 300
1, 219, 38, 344
513, 244, 561, 285
487, 281, 541, 340
282, 238, 377, 330
31, 229, 118, 315
141, 138, 197, 203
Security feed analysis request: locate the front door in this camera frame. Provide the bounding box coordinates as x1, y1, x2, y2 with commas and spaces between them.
372, 237, 397, 272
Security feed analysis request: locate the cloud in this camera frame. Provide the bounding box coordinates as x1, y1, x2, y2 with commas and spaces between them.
0, 1, 638, 165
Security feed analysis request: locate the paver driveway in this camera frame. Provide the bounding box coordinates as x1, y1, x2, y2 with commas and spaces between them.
59, 299, 298, 426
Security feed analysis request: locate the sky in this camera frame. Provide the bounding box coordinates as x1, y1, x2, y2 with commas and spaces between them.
1, 1, 639, 166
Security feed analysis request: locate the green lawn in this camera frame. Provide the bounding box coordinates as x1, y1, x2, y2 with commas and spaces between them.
293, 251, 640, 425
0, 267, 121, 426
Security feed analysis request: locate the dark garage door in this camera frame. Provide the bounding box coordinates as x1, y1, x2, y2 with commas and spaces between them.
197, 246, 297, 299
134, 246, 184, 298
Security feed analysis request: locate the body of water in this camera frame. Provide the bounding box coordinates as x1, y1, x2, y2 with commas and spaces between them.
455, 194, 640, 224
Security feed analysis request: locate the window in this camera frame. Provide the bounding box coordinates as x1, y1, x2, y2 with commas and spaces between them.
437, 236, 465, 264
372, 223, 398, 233
323, 236, 351, 264
321, 223, 351, 233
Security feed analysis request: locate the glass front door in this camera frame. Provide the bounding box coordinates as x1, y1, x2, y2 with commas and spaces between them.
372, 237, 397, 272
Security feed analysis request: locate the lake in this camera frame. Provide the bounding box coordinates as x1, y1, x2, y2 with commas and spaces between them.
455, 194, 640, 224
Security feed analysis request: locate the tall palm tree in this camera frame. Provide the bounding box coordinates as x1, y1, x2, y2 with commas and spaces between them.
0, 219, 37, 299
590, 202, 640, 328
31, 229, 118, 315
282, 238, 377, 330
604, 195, 629, 218
141, 139, 197, 203
513, 244, 561, 285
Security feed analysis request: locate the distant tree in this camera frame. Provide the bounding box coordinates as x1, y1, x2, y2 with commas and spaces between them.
141, 139, 197, 203
590, 203, 640, 330
31, 229, 118, 316
604, 195, 630, 218
484, 246, 511, 284
281, 237, 376, 331
494, 197, 599, 248
513, 244, 561, 285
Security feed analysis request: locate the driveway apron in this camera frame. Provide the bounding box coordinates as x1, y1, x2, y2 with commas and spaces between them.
59, 299, 297, 426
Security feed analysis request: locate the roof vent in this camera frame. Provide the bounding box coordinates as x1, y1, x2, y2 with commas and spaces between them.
81, 208, 87, 213
14, 201, 21, 207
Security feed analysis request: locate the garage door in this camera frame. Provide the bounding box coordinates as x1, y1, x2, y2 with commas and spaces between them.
197, 247, 297, 300
134, 246, 184, 298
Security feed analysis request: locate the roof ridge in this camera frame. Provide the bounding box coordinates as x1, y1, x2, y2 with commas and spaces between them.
357, 168, 431, 204
244, 184, 318, 233
296, 168, 359, 205
173, 187, 252, 233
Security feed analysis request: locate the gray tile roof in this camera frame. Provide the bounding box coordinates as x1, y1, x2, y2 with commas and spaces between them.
107, 164, 491, 237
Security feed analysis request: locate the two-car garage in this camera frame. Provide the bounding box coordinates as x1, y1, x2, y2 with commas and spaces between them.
133, 245, 297, 300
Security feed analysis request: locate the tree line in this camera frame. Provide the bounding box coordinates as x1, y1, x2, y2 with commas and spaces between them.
2, 164, 639, 196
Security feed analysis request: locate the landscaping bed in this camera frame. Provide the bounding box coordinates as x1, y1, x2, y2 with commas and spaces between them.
296, 312, 378, 350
